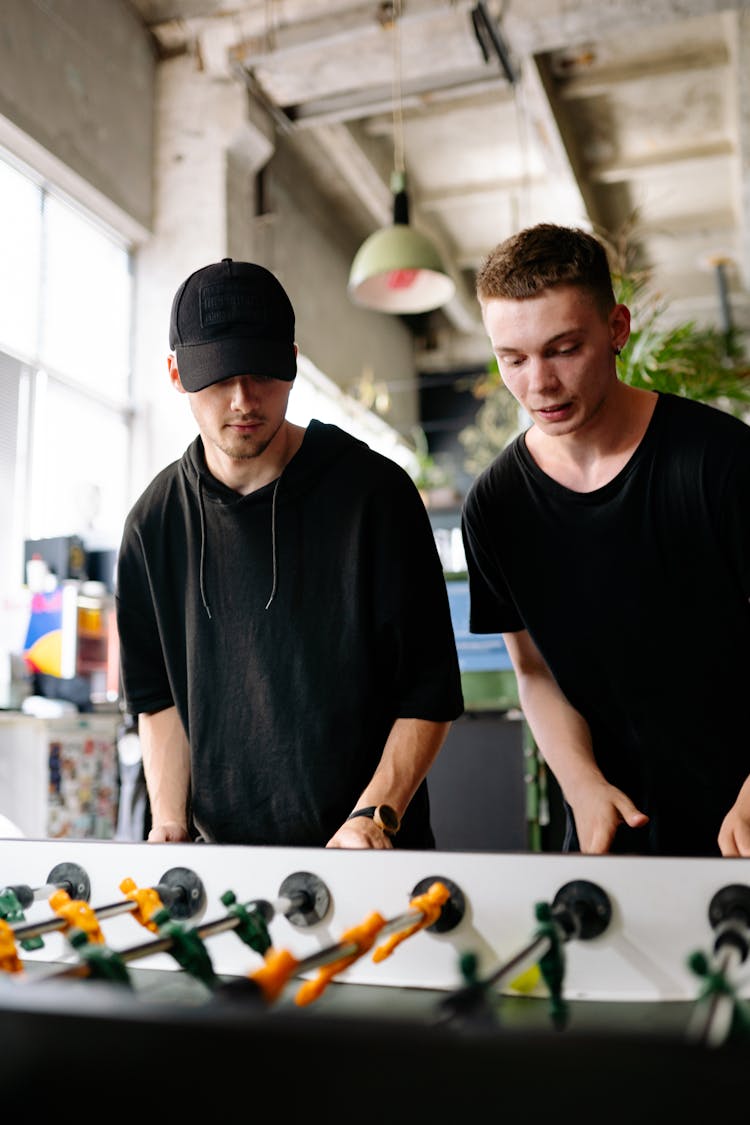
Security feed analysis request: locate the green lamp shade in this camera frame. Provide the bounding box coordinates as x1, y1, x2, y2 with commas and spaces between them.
348, 223, 456, 314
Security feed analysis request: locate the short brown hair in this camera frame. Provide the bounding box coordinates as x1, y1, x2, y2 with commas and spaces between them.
476, 223, 616, 316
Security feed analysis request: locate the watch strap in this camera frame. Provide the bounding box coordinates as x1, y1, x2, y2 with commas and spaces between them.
347, 805, 377, 820
347, 804, 400, 837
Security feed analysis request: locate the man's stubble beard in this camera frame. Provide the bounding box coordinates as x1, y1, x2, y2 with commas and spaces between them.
215, 418, 282, 462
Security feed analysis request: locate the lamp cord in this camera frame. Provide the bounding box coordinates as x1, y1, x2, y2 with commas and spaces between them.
391, 0, 405, 176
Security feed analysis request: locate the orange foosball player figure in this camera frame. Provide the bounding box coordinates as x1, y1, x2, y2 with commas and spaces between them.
372, 881, 450, 962
295, 911, 387, 1006
250, 948, 300, 1004
48, 889, 105, 944
119, 876, 165, 933
0, 918, 23, 975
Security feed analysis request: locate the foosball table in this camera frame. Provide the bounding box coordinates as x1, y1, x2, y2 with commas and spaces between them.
1, 837, 749, 1118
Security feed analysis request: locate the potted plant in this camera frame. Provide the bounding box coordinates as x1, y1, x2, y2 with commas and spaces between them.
408, 426, 460, 509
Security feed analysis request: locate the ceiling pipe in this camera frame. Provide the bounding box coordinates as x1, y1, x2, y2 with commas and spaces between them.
471, 1, 518, 86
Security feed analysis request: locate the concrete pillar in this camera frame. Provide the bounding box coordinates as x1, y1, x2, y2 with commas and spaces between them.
130, 54, 275, 495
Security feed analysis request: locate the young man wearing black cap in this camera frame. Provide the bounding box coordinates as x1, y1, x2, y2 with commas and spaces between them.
116, 258, 464, 849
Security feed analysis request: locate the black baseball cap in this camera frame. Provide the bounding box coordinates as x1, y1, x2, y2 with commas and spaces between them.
169, 258, 297, 390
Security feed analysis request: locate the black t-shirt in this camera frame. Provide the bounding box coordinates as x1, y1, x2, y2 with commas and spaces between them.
462, 392, 750, 855
117, 420, 464, 847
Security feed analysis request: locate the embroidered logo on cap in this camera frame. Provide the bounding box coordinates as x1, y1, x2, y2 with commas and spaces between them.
200, 279, 268, 330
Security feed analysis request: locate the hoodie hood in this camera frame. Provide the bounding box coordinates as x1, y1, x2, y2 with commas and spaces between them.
180, 420, 368, 617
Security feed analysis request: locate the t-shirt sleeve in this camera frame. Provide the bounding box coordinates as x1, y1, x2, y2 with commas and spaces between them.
115, 521, 175, 717
461, 475, 524, 635
717, 424, 750, 598
371, 469, 464, 721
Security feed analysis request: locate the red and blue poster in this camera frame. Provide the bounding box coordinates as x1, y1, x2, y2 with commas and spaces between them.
23, 588, 64, 676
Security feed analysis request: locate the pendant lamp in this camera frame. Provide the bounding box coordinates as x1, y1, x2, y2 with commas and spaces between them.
347, 3, 455, 315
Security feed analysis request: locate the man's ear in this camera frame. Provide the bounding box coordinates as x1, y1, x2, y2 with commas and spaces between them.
610, 302, 631, 353
167, 353, 187, 394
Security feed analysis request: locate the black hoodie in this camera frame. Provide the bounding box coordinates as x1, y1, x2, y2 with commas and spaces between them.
116, 419, 464, 846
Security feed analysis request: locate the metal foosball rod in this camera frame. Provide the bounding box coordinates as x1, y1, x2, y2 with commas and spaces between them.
34, 902, 256, 988
142, 867, 334, 964
237, 869, 333, 933
4, 887, 131, 985
1, 870, 207, 987
3, 862, 91, 909
33, 880, 321, 989
218, 875, 466, 1008
20, 872, 463, 999
687, 883, 750, 1048
23, 870, 331, 991
296, 875, 465, 1003
8, 867, 206, 948
436, 878, 612, 1030
0, 862, 92, 950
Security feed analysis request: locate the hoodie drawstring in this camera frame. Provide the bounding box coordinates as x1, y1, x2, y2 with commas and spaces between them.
196, 470, 281, 618
265, 477, 281, 610
197, 474, 212, 620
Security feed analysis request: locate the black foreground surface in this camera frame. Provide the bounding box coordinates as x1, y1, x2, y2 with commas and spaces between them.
1, 965, 748, 1119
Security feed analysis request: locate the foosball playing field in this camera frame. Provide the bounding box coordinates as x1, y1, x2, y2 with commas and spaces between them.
1, 839, 750, 1118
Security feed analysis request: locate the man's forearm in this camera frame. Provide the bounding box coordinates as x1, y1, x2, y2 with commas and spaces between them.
503, 630, 603, 798
353, 717, 452, 816
139, 706, 191, 831
514, 667, 607, 798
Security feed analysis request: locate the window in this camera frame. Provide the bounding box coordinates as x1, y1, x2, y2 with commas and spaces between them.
0, 148, 132, 642
0, 158, 42, 358
28, 373, 130, 546
40, 195, 131, 399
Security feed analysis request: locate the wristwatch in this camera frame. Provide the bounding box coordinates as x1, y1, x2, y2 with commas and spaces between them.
346, 804, 400, 838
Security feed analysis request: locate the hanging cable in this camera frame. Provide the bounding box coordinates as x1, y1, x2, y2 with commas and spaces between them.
391, 0, 405, 178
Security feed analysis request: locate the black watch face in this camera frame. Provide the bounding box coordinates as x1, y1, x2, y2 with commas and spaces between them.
378, 805, 399, 832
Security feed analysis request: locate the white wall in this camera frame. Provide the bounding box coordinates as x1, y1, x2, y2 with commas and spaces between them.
0, 0, 155, 232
